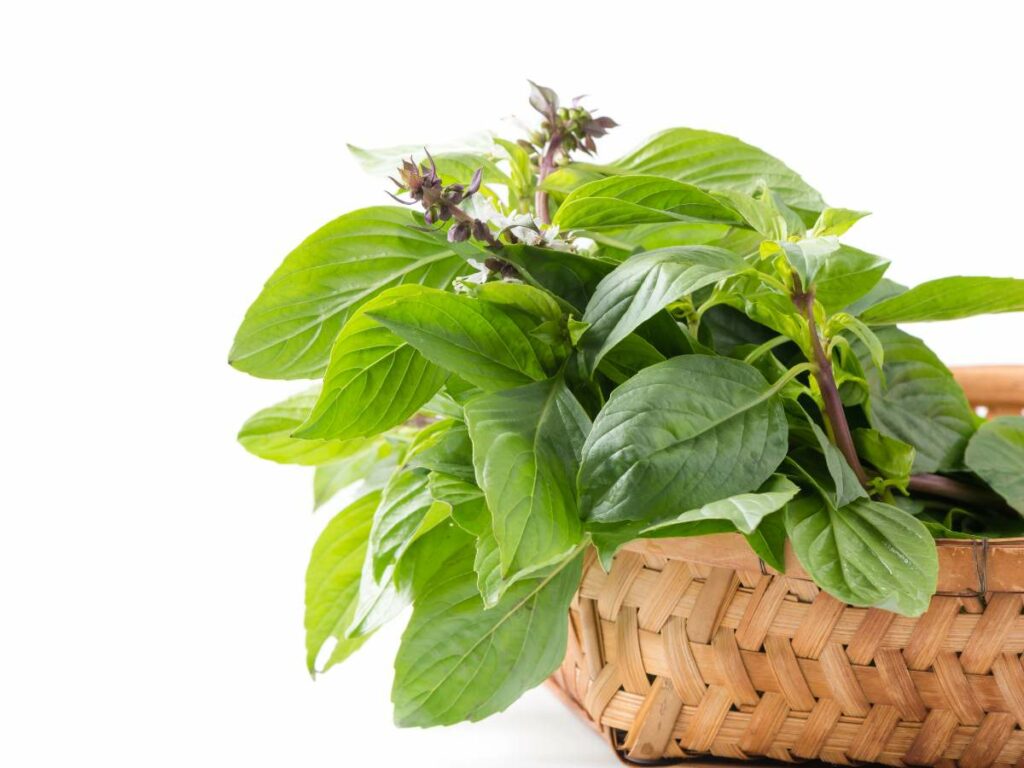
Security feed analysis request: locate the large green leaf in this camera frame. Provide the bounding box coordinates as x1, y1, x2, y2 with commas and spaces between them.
785, 495, 937, 616
579, 246, 748, 374
305, 491, 379, 674
237, 389, 367, 465
854, 327, 978, 472
607, 128, 826, 219
588, 222, 762, 262
579, 356, 789, 523
642, 475, 799, 536
392, 548, 582, 726
860, 276, 1024, 325
229, 207, 472, 379
553, 175, 746, 230
295, 287, 447, 440
464, 378, 590, 582
965, 416, 1024, 514
367, 286, 546, 391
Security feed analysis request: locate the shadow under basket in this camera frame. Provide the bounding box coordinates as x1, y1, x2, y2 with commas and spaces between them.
547, 366, 1024, 768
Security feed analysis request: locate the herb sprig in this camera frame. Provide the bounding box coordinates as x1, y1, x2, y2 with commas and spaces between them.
230, 83, 1024, 728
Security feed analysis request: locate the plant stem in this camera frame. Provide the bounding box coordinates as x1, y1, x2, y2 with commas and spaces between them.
534, 135, 562, 225
793, 288, 870, 486
907, 474, 1007, 509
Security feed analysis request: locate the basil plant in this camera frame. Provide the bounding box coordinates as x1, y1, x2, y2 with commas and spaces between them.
230, 83, 1024, 727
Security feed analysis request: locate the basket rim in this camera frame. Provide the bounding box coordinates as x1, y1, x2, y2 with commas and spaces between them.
623, 533, 1024, 595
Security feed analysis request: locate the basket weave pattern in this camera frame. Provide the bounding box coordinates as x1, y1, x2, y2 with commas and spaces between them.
549, 367, 1024, 767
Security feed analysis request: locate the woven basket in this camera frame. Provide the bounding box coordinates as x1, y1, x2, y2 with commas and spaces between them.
549, 366, 1024, 768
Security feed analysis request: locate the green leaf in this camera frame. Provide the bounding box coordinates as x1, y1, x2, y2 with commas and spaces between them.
368, 469, 441, 579
854, 327, 978, 472
744, 511, 787, 572
810, 208, 870, 237
494, 138, 534, 212
391, 548, 582, 726
860, 276, 1024, 325
847, 277, 907, 316
786, 404, 867, 508
538, 165, 606, 198
762, 237, 839, 287
229, 207, 472, 380
367, 286, 546, 391
471, 281, 563, 322
407, 422, 476, 481
965, 416, 1024, 514
500, 244, 612, 312
295, 286, 448, 440
553, 175, 746, 230
607, 128, 826, 219
853, 428, 915, 491
785, 495, 938, 616
642, 475, 799, 536
813, 246, 890, 313
428, 471, 484, 507
579, 246, 748, 374
588, 221, 762, 262
579, 355, 789, 523
238, 389, 367, 465
464, 378, 590, 581
305, 491, 379, 674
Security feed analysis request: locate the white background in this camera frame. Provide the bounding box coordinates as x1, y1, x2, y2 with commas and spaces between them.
2, 2, 1023, 766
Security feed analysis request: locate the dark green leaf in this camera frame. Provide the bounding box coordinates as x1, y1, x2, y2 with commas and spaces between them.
744, 511, 787, 572
500, 244, 612, 312
785, 495, 937, 616
854, 327, 978, 472
464, 378, 590, 581
579, 356, 789, 523
579, 246, 748, 373
965, 416, 1024, 514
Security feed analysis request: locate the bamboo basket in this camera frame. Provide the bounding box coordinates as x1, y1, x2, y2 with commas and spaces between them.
549, 366, 1024, 768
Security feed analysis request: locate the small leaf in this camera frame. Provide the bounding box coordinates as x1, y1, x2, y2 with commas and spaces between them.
368, 287, 546, 391
853, 428, 915, 491
238, 389, 368, 465
642, 475, 799, 536
579, 356, 789, 523
762, 237, 839, 287
785, 495, 937, 616
811, 208, 870, 237
391, 548, 582, 726
965, 416, 1024, 514
860, 276, 1024, 325
464, 378, 590, 582
579, 246, 748, 374
813, 246, 890, 313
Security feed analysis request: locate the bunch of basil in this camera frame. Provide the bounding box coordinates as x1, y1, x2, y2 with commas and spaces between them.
230, 87, 1024, 728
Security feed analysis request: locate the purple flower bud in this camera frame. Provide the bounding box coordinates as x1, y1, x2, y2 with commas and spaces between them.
448, 222, 470, 242
471, 219, 491, 241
